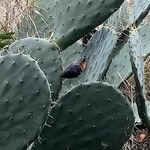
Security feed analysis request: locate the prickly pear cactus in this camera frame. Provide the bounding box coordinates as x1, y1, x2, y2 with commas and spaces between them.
2, 0, 150, 149
0, 54, 51, 150
2, 37, 62, 100
79, 27, 118, 82
104, 0, 129, 32
52, 0, 124, 49
32, 82, 134, 150
133, 101, 150, 123
129, 28, 150, 131
105, 23, 150, 87
60, 27, 118, 95
105, 0, 150, 31
104, 42, 131, 87
103, 0, 150, 87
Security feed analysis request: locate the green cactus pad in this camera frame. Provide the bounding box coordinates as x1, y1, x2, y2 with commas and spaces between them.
129, 28, 145, 95
129, 0, 150, 25
52, 0, 124, 49
104, 43, 131, 87
133, 101, 150, 123
104, 1, 129, 32
79, 27, 118, 82
103, 0, 150, 86
60, 42, 84, 68
105, 23, 150, 87
129, 28, 150, 130
105, 0, 150, 31
33, 82, 134, 150
0, 54, 51, 150
5, 37, 62, 100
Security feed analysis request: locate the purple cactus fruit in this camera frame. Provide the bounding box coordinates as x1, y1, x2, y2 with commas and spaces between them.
61, 58, 87, 78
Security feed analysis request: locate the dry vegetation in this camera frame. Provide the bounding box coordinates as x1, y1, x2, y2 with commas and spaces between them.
0, 0, 35, 32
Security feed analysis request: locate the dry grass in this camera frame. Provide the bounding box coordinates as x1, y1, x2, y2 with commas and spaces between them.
0, 0, 35, 32
122, 128, 150, 150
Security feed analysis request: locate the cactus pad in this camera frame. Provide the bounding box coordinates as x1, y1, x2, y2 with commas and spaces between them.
6, 37, 62, 100
53, 0, 124, 49
79, 27, 118, 82
129, 28, 150, 130
105, 0, 150, 32
33, 82, 134, 150
105, 23, 150, 87
0, 54, 51, 150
